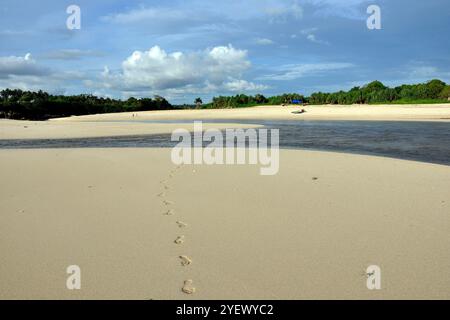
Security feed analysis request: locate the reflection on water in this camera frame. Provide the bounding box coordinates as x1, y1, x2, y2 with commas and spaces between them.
1, 120, 449, 166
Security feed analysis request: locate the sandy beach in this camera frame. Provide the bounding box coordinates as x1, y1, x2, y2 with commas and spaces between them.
0, 147, 449, 299
1, 105, 450, 299
1, 104, 449, 141
53, 104, 450, 122
2, 0, 450, 305
0, 120, 261, 140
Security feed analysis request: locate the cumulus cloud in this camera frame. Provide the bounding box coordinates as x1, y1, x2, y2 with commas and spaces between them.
224, 79, 268, 92
0, 53, 87, 93
96, 45, 266, 96
257, 62, 354, 81
0, 53, 49, 78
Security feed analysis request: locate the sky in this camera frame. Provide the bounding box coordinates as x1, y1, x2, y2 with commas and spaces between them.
0, 0, 449, 104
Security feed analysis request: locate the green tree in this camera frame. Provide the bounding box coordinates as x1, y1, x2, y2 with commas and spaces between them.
254, 94, 268, 104
194, 97, 203, 108
424, 79, 446, 99
440, 85, 450, 100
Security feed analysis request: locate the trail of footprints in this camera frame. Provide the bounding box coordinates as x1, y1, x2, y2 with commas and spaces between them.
158, 164, 196, 294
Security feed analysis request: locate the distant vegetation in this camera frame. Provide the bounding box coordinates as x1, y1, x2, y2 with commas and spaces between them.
1, 80, 449, 120
204, 93, 306, 109
308, 79, 450, 105
205, 79, 449, 108
0, 90, 172, 120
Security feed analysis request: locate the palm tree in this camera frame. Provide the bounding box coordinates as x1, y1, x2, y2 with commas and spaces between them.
195, 97, 203, 108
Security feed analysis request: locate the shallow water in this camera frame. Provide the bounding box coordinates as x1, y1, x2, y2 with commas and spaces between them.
1, 120, 449, 166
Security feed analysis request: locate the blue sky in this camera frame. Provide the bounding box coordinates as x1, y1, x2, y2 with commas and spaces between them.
0, 0, 449, 103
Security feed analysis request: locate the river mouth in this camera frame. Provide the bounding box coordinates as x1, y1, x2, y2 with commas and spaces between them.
1, 120, 449, 166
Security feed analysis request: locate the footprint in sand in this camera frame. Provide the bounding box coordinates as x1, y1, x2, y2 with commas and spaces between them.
163, 185, 170, 190
164, 209, 175, 216
179, 255, 192, 266
163, 200, 173, 206
157, 192, 165, 197
174, 235, 185, 244
176, 221, 188, 228
182, 280, 196, 294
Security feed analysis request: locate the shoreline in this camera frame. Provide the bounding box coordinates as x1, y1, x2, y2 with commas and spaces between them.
51, 104, 450, 122
1, 104, 450, 141
1, 105, 449, 299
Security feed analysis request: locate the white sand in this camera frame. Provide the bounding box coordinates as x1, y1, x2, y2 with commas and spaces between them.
2, 104, 449, 140
52, 104, 450, 122
0, 148, 449, 299
1, 104, 449, 299
0, 120, 260, 140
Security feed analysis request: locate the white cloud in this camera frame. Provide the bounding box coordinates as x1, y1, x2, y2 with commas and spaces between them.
102, 7, 191, 24
397, 62, 450, 82
224, 79, 268, 92
306, 34, 317, 42
103, 1, 304, 25
257, 62, 354, 80
96, 45, 265, 96
265, 0, 303, 22
304, 0, 372, 19
0, 53, 88, 93
0, 29, 31, 36
255, 38, 275, 45
294, 28, 329, 45
0, 53, 48, 78
306, 34, 329, 45
42, 49, 105, 60
300, 27, 319, 35
409, 66, 439, 78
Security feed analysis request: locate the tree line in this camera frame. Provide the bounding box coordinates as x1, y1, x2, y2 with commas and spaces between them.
1, 80, 449, 120
206, 93, 306, 109
0, 89, 172, 120
202, 80, 449, 108
308, 79, 450, 105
